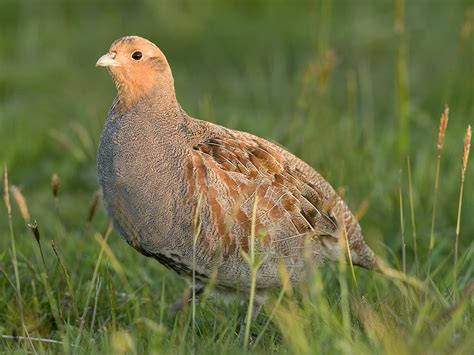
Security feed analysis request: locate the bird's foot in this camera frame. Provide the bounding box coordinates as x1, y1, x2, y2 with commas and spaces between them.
169, 287, 204, 314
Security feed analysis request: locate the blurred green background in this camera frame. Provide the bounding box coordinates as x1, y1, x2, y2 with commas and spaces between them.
0, 0, 473, 352
0, 0, 473, 290
1, 0, 472, 251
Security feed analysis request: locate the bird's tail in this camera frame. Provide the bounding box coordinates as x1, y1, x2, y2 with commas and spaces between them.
350, 238, 379, 270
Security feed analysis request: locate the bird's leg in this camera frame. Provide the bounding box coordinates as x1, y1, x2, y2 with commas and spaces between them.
169, 286, 204, 314
238, 294, 266, 343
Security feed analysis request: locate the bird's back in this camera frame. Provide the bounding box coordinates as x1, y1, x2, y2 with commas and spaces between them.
179, 119, 376, 290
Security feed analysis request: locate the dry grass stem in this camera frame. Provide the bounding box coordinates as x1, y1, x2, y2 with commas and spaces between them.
75, 222, 113, 348
3, 166, 27, 339
406, 157, 418, 276
49, 128, 87, 162
398, 174, 406, 273
1, 334, 77, 347
242, 196, 265, 350
377, 259, 425, 290
51, 240, 78, 318
341, 215, 358, 287
454, 125, 471, 298
428, 105, 450, 275
252, 288, 286, 349
277, 259, 293, 297
191, 192, 203, 340
354, 199, 370, 221
71, 122, 94, 158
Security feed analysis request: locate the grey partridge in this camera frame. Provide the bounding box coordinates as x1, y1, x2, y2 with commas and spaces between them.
96, 36, 377, 313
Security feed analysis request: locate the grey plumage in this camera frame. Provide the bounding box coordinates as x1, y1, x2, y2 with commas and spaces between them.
96, 36, 377, 303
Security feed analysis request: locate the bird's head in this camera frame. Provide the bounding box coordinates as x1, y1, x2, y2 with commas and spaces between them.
96, 36, 176, 111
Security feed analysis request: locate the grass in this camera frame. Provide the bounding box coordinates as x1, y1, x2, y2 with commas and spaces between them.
1, 0, 473, 353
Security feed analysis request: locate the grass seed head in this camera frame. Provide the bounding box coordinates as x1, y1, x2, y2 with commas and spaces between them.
462, 125, 471, 181
51, 173, 60, 198
3, 165, 11, 216
438, 105, 449, 151
28, 221, 41, 244
87, 190, 101, 223
10, 185, 30, 223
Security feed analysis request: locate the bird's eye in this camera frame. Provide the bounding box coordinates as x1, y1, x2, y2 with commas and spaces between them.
131, 51, 143, 60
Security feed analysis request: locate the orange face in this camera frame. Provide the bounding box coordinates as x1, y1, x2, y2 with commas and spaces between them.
96, 36, 173, 110
97, 36, 167, 70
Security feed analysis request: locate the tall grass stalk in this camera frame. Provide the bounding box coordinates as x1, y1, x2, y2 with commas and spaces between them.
51, 240, 78, 319
252, 287, 285, 349
107, 267, 117, 333
3, 167, 25, 331
406, 157, 418, 276
3, 167, 37, 353
428, 106, 449, 277
398, 172, 406, 273
377, 258, 424, 291
0, 335, 72, 348
28, 222, 62, 328
191, 193, 203, 343
395, 0, 410, 155
93, 229, 140, 320
454, 125, 471, 299
342, 218, 358, 288
252, 260, 292, 349
338, 231, 351, 340
243, 196, 258, 349
74, 223, 113, 349
90, 274, 102, 332
159, 279, 166, 325
241, 196, 265, 350
28, 222, 46, 268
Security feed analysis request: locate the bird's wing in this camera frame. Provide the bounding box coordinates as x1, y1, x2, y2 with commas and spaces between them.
184, 128, 342, 258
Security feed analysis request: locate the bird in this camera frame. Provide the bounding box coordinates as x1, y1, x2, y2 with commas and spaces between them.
96, 35, 377, 319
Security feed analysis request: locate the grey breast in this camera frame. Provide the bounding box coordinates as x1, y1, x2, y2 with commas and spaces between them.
97, 111, 194, 260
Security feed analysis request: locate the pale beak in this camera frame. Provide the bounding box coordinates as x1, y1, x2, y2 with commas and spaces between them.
96, 53, 121, 67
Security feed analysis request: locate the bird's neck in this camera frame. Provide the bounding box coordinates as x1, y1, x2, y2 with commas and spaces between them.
110, 90, 196, 148
110, 65, 179, 116
112, 84, 180, 118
